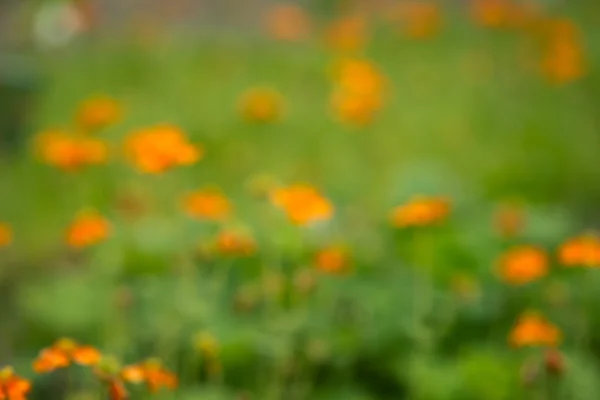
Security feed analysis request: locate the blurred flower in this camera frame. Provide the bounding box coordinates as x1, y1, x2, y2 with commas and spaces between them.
262, 271, 285, 299
239, 87, 285, 124
66, 210, 110, 248
397, 1, 442, 39
125, 124, 202, 174
324, 15, 368, 53
294, 268, 317, 294
216, 229, 256, 257
541, 19, 586, 85
390, 196, 450, 228
334, 58, 386, 96
0, 367, 31, 400
33, 338, 101, 373
183, 188, 232, 221
509, 312, 561, 348
35, 130, 108, 171
315, 246, 349, 274
94, 356, 128, 400
331, 58, 386, 126
450, 273, 480, 302
519, 356, 540, 387
497, 245, 548, 285
0, 223, 13, 248
545, 348, 565, 377
193, 331, 222, 378
331, 91, 382, 126
107, 380, 128, 400
114, 192, 148, 223
193, 331, 219, 359
558, 233, 600, 267
265, 3, 311, 42
234, 284, 260, 314
76, 95, 122, 131
493, 202, 525, 238
121, 359, 177, 393
270, 184, 333, 226
470, 0, 510, 28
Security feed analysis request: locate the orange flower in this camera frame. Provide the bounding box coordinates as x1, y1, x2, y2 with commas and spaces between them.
35, 130, 108, 171
541, 19, 586, 85
558, 233, 600, 267
470, 0, 511, 28
107, 379, 128, 400
497, 245, 548, 285
216, 230, 256, 256
183, 188, 232, 221
270, 184, 333, 226
493, 202, 525, 238
0, 223, 12, 248
324, 15, 368, 54
331, 58, 386, 126
0, 367, 30, 400
331, 91, 382, 126
397, 1, 442, 39
66, 210, 110, 248
334, 59, 386, 96
121, 359, 177, 393
33, 338, 101, 373
265, 3, 311, 42
125, 124, 202, 174
390, 196, 450, 228
315, 246, 348, 274
509, 312, 561, 348
239, 87, 284, 124
76, 95, 122, 131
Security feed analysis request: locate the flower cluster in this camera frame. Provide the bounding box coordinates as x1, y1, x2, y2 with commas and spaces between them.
35, 130, 108, 171
125, 124, 202, 174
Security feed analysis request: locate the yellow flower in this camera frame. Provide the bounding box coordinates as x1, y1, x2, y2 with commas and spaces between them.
558, 233, 600, 267
125, 124, 202, 174
239, 87, 284, 123
193, 331, 219, 359
66, 210, 111, 248
509, 312, 561, 348
182, 188, 232, 221
497, 245, 548, 285
270, 184, 333, 226
76, 95, 122, 131
390, 196, 450, 228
